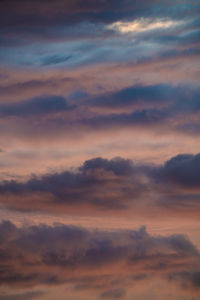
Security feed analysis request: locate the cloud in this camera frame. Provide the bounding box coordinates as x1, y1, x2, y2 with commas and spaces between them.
100, 288, 126, 299
80, 109, 167, 132
0, 95, 73, 117
0, 154, 199, 216
0, 291, 43, 300
0, 0, 177, 29
0, 83, 199, 144
42, 55, 72, 66
158, 154, 200, 188
0, 2, 199, 299
90, 83, 200, 116
168, 271, 200, 293
0, 157, 146, 212
108, 18, 183, 34
0, 220, 199, 297
90, 84, 175, 110
0, 0, 198, 48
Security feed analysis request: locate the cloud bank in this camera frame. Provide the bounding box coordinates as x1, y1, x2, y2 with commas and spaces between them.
0, 221, 199, 298
0, 154, 199, 217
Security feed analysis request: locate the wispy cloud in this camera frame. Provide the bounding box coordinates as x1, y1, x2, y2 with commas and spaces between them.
108, 18, 184, 34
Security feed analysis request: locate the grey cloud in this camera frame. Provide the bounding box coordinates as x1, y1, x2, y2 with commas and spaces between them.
100, 288, 126, 299
0, 157, 145, 211
0, 84, 200, 137
168, 270, 200, 292
0, 220, 199, 294
0, 154, 199, 213
91, 84, 200, 113
0, 96, 73, 117
42, 55, 72, 66
0, 0, 198, 45
91, 84, 175, 108
158, 153, 200, 188
0, 291, 43, 300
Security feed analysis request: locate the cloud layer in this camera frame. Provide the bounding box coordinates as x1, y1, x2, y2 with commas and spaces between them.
0, 221, 199, 298
0, 1, 199, 299
0, 154, 199, 217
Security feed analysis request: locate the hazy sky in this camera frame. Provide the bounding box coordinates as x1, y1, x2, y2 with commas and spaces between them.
0, 1, 200, 299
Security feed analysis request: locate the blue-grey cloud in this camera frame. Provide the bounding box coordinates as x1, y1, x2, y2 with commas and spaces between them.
90, 84, 177, 110
0, 157, 145, 211
0, 154, 199, 214
0, 96, 73, 117
42, 55, 72, 66
0, 0, 199, 48
1, 84, 200, 136
157, 153, 200, 188
0, 220, 199, 296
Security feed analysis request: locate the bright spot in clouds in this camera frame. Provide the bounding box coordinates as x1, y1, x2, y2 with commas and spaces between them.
108, 18, 184, 34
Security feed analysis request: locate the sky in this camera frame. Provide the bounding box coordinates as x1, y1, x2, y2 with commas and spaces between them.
0, 0, 200, 299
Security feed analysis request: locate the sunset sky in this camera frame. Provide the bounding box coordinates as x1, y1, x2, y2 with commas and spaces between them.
0, 1, 200, 299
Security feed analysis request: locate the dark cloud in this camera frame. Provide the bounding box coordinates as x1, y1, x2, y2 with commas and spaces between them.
90, 84, 175, 109
0, 77, 73, 100
182, 271, 200, 289
91, 84, 200, 112
0, 157, 146, 211
0, 291, 43, 300
0, 84, 199, 137
158, 153, 200, 188
83, 84, 200, 136
0, 220, 199, 296
0, 96, 73, 117
0, 0, 198, 44
0, 0, 174, 27
81, 109, 167, 131
0, 2, 199, 299
81, 157, 134, 176
178, 121, 200, 135
168, 270, 200, 292
0, 154, 199, 214
42, 55, 72, 66
100, 288, 126, 299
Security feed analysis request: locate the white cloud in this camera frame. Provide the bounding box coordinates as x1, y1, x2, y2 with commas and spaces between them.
108, 18, 183, 34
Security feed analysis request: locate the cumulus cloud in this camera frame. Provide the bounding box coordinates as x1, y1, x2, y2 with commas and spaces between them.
0, 157, 146, 212
0, 154, 199, 215
0, 220, 199, 297
158, 154, 200, 188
